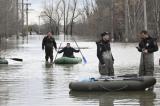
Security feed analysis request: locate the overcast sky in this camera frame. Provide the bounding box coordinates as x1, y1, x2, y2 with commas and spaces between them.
28, 0, 43, 25
27, 0, 90, 25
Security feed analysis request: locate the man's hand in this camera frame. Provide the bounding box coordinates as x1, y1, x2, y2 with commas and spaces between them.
143, 49, 148, 53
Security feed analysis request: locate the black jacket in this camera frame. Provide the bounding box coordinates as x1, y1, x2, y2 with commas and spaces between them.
42, 36, 57, 49
137, 36, 158, 53
58, 47, 80, 58
96, 40, 114, 64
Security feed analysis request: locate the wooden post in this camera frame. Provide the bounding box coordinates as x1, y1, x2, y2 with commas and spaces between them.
125, 0, 129, 42
143, 0, 147, 30
111, 0, 114, 41
24, 1, 31, 41
22, 0, 24, 37
63, 0, 66, 41
16, 0, 19, 39
39, 16, 41, 34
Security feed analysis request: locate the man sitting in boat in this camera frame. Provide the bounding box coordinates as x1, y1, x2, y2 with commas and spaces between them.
58, 43, 80, 58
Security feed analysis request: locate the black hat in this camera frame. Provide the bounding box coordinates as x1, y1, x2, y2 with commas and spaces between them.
101, 32, 110, 37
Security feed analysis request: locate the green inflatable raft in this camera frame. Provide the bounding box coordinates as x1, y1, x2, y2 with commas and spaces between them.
54, 57, 82, 64
0, 57, 8, 64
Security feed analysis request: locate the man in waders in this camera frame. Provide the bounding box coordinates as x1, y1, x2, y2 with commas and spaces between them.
42, 32, 57, 63
58, 43, 80, 58
96, 32, 114, 76
137, 30, 158, 76
136, 30, 158, 90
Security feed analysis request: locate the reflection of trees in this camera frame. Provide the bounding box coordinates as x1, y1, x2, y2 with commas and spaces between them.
70, 91, 156, 106
55, 64, 74, 71
43, 64, 55, 94
0, 85, 10, 105
0, 78, 10, 105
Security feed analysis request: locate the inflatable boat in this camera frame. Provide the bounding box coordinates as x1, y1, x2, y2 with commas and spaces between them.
54, 57, 82, 64
0, 57, 8, 64
69, 75, 156, 91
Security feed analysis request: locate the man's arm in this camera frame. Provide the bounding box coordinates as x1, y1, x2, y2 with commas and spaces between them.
136, 42, 143, 52
148, 39, 158, 53
72, 48, 80, 53
52, 38, 57, 50
58, 48, 64, 53
96, 43, 104, 64
42, 37, 46, 50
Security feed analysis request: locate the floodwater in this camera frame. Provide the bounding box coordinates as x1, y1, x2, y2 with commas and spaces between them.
0, 35, 160, 106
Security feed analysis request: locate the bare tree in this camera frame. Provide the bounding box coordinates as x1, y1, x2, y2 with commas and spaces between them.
0, 0, 19, 39
40, 0, 160, 41
42, 0, 63, 35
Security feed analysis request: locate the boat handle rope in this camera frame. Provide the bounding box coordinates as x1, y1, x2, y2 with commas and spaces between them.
98, 84, 128, 91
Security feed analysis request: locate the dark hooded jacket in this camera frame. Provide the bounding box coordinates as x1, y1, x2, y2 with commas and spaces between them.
58, 47, 79, 58
137, 36, 158, 53
42, 36, 57, 50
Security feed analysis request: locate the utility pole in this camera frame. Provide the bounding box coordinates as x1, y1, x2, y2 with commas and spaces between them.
62, 0, 66, 41
39, 16, 41, 34
24, 0, 31, 41
143, 0, 147, 30
22, 0, 25, 37
16, 0, 19, 39
111, 0, 114, 41
5, 0, 8, 39
125, 0, 129, 42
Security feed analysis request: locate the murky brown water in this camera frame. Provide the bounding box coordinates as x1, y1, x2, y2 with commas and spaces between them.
0, 35, 160, 106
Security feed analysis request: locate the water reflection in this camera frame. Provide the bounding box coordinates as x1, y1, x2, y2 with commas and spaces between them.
70, 91, 156, 106
0, 83, 9, 106
55, 64, 75, 71
45, 63, 53, 68
43, 63, 55, 95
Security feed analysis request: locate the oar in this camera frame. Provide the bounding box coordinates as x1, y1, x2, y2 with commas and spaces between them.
71, 36, 87, 64
53, 43, 62, 63
7, 58, 23, 62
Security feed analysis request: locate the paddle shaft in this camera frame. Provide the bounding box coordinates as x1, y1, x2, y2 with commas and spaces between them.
54, 43, 62, 62
71, 36, 86, 60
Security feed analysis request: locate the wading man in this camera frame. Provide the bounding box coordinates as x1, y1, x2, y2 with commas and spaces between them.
42, 32, 57, 63
96, 32, 114, 76
136, 30, 158, 76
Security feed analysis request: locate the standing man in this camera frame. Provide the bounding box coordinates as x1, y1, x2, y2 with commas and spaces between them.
136, 30, 158, 76
96, 32, 114, 76
58, 43, 80, 58
42, 32, 57, 63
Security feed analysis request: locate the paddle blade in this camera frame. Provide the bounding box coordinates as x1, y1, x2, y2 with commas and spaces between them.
10, 58, 23, 62
82, 56, 87, 64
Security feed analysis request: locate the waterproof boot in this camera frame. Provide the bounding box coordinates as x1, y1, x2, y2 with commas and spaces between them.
45, 56, 49, 63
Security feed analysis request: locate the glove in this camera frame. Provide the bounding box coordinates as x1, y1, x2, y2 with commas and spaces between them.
42, 47, 44, 50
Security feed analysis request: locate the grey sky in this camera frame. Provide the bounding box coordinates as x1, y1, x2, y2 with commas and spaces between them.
28, 0, 43, 24
27, 0, 92, 24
